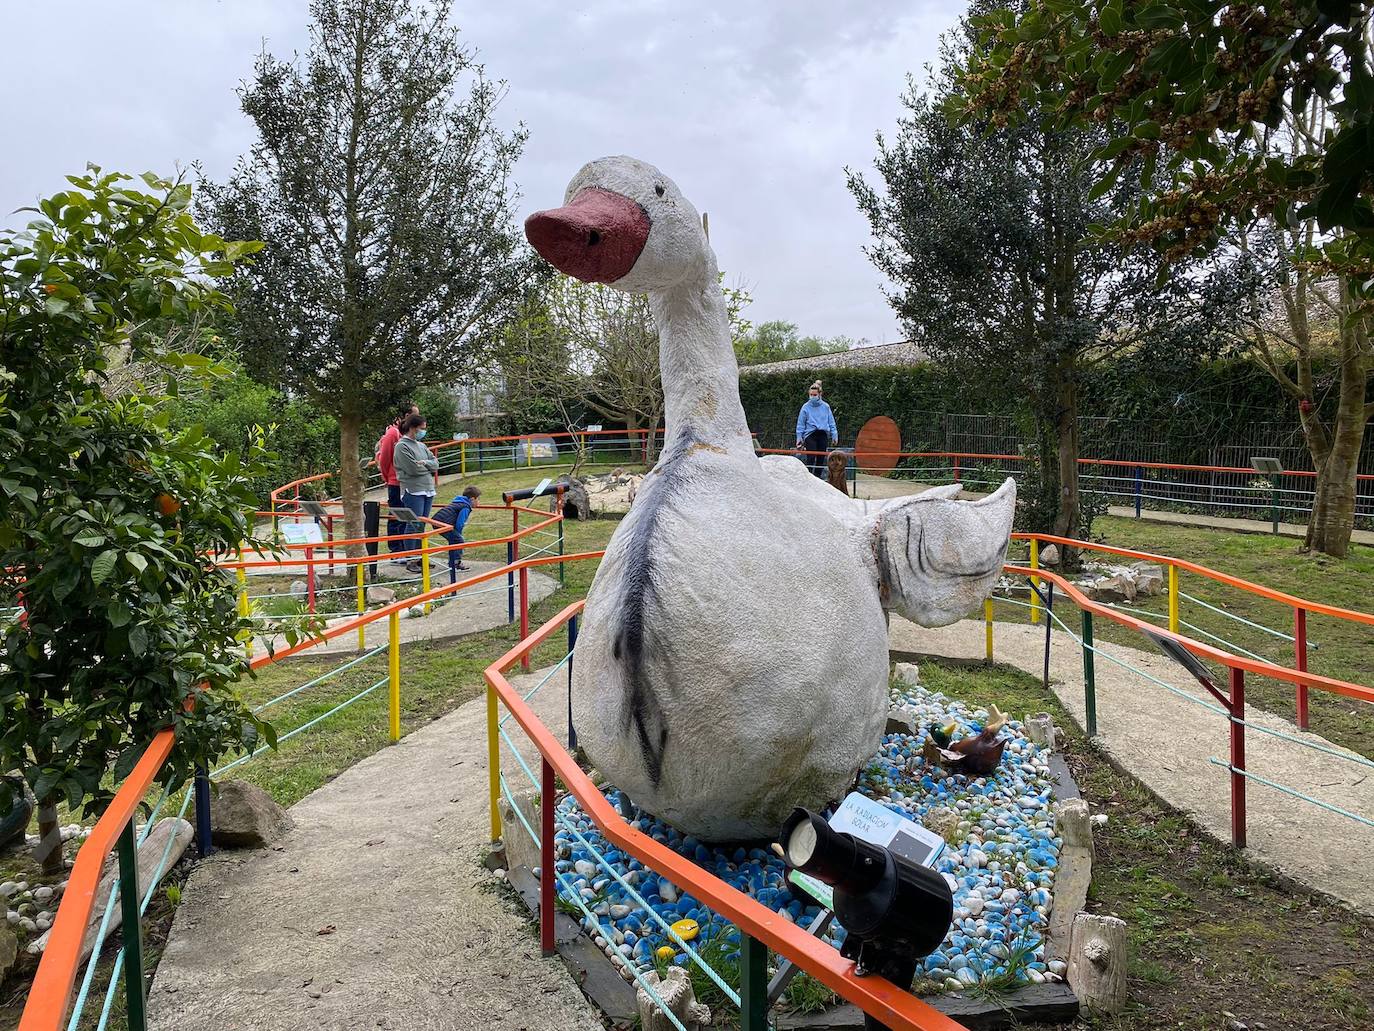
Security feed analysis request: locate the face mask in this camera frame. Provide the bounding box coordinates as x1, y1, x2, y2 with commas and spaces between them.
416, 429, 428, 440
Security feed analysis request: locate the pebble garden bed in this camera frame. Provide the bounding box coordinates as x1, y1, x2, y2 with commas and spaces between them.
543, 679, 1066, 1004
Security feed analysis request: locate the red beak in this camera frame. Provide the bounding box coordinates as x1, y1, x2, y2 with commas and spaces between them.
524, 188, 650, 283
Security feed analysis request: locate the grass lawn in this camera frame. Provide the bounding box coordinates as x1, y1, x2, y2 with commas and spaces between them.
1000, 515, 1374, 760
9, 472, 1374, 1030
920, 659, 1374, 1031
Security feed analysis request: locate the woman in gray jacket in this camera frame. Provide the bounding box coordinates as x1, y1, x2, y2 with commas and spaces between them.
392, 413, 439, 572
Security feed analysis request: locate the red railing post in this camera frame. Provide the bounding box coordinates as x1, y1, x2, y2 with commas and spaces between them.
1229, 666, 1246, 849
1295, 607, 1309, 730
953, 456, 961, 483
305, 546, 316, 613
540, 756, 556, 956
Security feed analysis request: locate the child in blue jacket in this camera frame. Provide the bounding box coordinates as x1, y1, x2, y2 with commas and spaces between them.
434, 485, 481, 584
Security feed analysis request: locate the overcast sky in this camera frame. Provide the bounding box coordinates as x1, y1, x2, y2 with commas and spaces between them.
2, 0, 963, 345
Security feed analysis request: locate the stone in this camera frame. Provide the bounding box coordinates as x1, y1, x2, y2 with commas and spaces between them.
555, 478, 591, 521
0, 927, 15, 979
1024, 713, 1056, 748
1130, 562, 1166, 596
1040, 543, 1060, 566
922, 806, 961, 845
535, 157, 1016, 841
289, 579, 308, 598
366, 585, 396, 605
29, 819, 192, 964
892, 661, 921, 686
33, 886, 53, 902
635, 966, 710, 1030
210, 780, 293, 849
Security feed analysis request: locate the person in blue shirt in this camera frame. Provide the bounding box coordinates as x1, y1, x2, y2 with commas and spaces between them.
795, 380, 838, 478
434, 485, 481, 584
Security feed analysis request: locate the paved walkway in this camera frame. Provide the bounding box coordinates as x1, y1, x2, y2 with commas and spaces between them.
251, 559, 560, 658
149, 666, 600, 1031
891, 616, 1374, 915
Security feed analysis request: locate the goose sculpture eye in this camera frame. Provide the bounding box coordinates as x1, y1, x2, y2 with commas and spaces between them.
654, 184, 665, 197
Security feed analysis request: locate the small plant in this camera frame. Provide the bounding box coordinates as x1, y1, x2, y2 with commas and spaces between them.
165, 884, 182, 907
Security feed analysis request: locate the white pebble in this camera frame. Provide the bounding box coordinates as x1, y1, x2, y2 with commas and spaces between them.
658, 881, 677, 903
34, 886, 53, 902
573, 860, 596, 878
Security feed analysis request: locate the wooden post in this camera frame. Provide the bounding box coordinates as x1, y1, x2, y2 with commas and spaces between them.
1067, 913, 1128, 1014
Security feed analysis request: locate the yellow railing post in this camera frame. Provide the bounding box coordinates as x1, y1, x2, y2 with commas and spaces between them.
984, 598, 994, 662
388, 610, 401, 742
1029, 538, 1041, 625
487, 685, 503, 843
460, 441, 467, 477
356, 562, 366, 651
236, 563, 253, 660
1168, 563, 1179, 633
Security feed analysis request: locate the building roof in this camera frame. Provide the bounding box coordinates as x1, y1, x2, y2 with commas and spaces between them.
740, 339, 929, 376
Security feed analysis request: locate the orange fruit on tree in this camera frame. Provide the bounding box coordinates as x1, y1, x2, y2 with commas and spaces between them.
155, 493, 181, 517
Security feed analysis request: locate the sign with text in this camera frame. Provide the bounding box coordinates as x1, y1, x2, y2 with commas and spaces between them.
531, 477, 552, 497
787, 793, 945, 909
585, 425, 603, 433
281, 521, 324, 545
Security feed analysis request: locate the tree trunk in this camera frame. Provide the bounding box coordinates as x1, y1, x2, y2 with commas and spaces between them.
339, 411, 365, 558
1048, 362, 1082, 570
1301, 343, 1368, 559
34, 797, 64, 875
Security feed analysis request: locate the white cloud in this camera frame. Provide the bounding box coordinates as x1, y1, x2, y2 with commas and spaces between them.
1, 0, 965, 345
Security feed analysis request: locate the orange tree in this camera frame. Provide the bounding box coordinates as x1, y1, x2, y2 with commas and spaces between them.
0, 169, 276, 873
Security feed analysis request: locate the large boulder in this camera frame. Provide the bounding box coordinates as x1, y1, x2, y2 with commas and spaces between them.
210, 780, 293, 849
1, 776, 33, 851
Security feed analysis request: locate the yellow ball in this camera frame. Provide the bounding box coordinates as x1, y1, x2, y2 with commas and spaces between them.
671, 917, 700, 942
655, 946, 676, 962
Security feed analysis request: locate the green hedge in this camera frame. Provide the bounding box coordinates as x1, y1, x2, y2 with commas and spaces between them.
740, 355, 1316, 463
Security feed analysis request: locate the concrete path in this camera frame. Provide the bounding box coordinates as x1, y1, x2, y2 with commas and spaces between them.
251, 559, 560, 658
1103, 504, 1374, 545
149, 666, 601, 1031
891, 616, 1374, 915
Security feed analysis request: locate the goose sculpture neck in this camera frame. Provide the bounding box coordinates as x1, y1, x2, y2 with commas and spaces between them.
651, 251, 752, 456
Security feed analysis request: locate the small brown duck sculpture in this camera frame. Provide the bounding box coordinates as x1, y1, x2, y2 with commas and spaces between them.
922, 705, 1009, 776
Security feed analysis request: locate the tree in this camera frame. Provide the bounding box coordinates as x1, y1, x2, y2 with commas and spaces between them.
733, 320, 852, 366
502, 275, 752, 464
202, 0, 537, 546
848, 12, 1222, 549
0, 169, 273, 873
955, 0, 1373, 556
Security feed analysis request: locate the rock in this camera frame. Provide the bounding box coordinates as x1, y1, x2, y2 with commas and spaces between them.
1130, 562, 1166, 596
365, 585, 396, 605
892, 662, 921, 686
0, 927, 15, 979
406, 606, 425, 619
27, 819, 191, 962
1024, 713, 1056, 748
659, 881, 678, 903
289, 579, 308, 597
922, 807, 961, 845
1040, 543, 1060, 566
0, 882, 15, 898
635, 966, 711, 1030
210, 780, 293, 849
33, 886, 53, 902
18, 917, 34, 933
555, 478, 591, 521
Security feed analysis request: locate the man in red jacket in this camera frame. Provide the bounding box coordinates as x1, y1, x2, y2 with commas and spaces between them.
377, 401, 418, 554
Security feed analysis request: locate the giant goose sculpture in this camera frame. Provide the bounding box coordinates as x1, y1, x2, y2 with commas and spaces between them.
526, 157, 1015, 840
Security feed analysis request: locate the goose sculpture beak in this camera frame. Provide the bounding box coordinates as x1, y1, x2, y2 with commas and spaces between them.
525, 187, 651, 284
